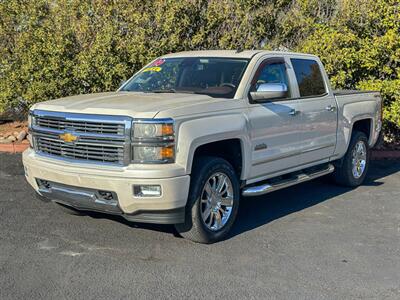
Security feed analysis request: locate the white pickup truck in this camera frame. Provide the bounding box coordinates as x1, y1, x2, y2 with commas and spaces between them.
23, 50, 382, 243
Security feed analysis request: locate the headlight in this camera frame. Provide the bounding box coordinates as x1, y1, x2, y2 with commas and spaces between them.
133, 145, 175, 163
133, 122, 174, 140
131, 119, 175, 163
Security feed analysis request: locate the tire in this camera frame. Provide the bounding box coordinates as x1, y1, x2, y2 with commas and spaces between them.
333, 131, 370, 187
175, 156, 240, 244
54, 202, 85, 216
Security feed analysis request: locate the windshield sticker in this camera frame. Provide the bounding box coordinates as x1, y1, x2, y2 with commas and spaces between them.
151, 59, 165, 67
143, 66, 162, 72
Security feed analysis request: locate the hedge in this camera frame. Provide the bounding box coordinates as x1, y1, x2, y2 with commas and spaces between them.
0, 0, 399, 140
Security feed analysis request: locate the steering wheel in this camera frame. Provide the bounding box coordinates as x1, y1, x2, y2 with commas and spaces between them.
220, 83, 236, 89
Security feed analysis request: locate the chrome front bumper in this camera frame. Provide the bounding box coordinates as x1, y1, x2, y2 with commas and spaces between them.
37, 179, 121, 214
23, 148, 189, 224
36, 179, 185, 224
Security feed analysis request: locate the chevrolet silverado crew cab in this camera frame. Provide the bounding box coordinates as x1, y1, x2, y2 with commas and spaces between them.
23, 50, 382, 243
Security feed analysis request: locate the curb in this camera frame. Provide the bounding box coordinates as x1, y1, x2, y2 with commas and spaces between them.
371, 150, 400, 160
0, 143, 29, 153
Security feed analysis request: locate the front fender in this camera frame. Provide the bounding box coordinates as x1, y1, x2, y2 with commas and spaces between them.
176, 114, 251, 179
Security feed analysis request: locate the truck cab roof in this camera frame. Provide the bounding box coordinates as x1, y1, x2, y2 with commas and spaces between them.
161, 50, 319, 60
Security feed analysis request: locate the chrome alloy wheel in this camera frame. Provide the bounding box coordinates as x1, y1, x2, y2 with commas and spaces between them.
200, 172, 234, 231
352, 141, 367, 179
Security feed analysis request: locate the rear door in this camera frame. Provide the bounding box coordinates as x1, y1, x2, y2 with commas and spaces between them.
289, 57, 338, 164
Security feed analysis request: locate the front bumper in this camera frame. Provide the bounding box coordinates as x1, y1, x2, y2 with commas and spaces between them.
23, 149, 190, 224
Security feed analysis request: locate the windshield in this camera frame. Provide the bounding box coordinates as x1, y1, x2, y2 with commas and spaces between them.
121, 57, 249, 98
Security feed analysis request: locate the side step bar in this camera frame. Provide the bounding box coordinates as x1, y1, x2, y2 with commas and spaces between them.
242, 164, 335, 197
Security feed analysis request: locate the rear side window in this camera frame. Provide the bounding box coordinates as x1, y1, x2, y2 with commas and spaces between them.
291, 59, 326, 97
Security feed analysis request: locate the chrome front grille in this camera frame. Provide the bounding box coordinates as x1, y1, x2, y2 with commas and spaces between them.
35, 116, 125, 135
31, 110, 131, 165
35, 133, 124, 163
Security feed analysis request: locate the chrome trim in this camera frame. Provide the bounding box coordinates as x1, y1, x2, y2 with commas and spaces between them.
300, 143, 335, 154
325, 105, 336, 112
351, 141, 367, 179
252, 150, 302, 166
33, 109, 131, 124
31, 110, 132, 166
30, 110, 178, 165
37, 180, 121, 214
32, 126, 127, 140
33, 151, 126, 168
252, 144, 335, 167
242, 164, 335, 197
133, 118, 174, 124
200, 172, 234, 231
254, 143, 267, 151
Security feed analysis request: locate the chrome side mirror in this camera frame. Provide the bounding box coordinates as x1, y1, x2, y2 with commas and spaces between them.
250, 83, 288, 101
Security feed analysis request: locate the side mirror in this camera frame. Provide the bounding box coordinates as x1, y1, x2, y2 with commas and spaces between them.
250, 83, 288, 101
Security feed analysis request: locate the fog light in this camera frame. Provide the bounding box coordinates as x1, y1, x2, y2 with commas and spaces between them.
133, 185, 162, 197
98, 190, 114, 201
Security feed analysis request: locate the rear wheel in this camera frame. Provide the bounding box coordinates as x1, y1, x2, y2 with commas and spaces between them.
333, 131, 370, 187
175, 156, 240, 244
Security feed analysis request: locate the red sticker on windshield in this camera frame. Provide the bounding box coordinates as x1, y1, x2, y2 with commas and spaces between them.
152, 59, 165, 66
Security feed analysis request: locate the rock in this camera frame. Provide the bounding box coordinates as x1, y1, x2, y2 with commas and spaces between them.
13, 131, 19, 137
21, 139, 30, 144
0, 137, 8, 144
17, 130, 27, 141
7, 135, 16, 142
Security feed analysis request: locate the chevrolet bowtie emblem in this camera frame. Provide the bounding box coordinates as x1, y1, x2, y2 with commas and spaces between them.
59, 133, 78, 143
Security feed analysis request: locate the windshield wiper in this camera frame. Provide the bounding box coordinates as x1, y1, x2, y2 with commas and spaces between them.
147, 89, 176, 93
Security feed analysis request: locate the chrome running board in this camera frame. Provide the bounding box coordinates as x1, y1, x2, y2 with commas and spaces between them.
242, 164, 335, 197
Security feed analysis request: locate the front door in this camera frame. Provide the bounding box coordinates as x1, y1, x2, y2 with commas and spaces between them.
247, 57, 303, 181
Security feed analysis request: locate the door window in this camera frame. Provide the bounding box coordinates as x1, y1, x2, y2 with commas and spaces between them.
291, 59, 326, 97
255, 62, 289, 92
250, 60, 291, 101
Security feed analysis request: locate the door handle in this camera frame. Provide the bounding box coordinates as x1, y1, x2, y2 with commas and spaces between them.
326, 105, 336, 112
289, 109, 298, 116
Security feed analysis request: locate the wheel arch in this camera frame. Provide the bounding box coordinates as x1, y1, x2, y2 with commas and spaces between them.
175, 114, 251, 180
347, 117, 373, 151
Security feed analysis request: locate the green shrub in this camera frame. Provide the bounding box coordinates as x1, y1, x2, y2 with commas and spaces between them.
0, 0, 399, 139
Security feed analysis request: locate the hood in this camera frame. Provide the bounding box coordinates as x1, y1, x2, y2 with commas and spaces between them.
32, 91, 215, 118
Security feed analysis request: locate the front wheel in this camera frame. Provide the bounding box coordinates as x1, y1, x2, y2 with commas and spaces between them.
333, 131, 370, 187
175, 156, 240, 244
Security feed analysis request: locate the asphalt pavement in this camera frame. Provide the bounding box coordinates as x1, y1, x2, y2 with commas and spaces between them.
0, 153, 399, 299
